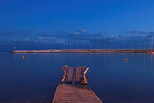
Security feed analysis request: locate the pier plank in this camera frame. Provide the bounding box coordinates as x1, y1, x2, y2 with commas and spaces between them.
52, 66, 102, 103
52, 84, 102, 103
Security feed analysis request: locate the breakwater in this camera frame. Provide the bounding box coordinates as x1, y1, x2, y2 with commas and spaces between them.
10, 49, 154, 53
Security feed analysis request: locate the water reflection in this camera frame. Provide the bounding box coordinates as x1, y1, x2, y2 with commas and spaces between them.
0, 53, 154, 103
150, 54, 154, 71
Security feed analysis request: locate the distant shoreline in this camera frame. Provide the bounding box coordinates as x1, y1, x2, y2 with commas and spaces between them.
10, 49, 154, 53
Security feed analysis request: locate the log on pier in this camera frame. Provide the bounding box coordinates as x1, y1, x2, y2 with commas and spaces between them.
61, 65, 89, 85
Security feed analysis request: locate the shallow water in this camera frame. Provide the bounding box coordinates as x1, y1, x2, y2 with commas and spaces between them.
0, 52, 154, 103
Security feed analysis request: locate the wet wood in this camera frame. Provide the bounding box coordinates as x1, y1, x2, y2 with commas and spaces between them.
52, 84, 102, 103
52, 66, 102, 103
61, 65, 89, 85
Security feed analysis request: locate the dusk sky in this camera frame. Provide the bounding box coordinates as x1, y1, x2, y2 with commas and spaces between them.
0, 0, 154, 51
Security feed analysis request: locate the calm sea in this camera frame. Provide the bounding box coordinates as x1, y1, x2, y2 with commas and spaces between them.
0, 52, 154, 103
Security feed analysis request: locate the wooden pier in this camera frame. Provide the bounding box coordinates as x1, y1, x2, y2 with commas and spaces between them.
52, 84, 102, 103
52, 65, 102, 103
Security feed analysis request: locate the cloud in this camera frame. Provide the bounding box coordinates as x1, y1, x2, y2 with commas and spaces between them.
127, 30, 154, 36
3, 29, 151, 45
38, 30, 127, 45
0, 31, 21, 36
39, 30, 71, 37
60, 30, 70, 34
0, 29, 39, 36
78, 29, 87, 33
12, 38, 31, 42
72, 32, 81, 35
2, 29, 154, 50
36, 36, 66, 44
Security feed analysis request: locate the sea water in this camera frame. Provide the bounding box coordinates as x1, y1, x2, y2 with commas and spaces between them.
0, 52, 154, 103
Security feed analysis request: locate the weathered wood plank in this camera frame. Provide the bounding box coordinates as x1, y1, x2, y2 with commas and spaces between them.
52, 66, 102, 103
52, 84, 102, 103
61, 66, 89, 85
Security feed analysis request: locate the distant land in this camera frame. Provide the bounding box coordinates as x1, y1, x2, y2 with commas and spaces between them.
10, 49, 154, 53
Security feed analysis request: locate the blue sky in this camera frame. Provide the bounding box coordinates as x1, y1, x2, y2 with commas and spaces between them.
0, 0, 154, 50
